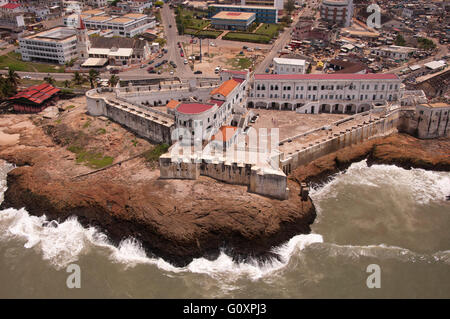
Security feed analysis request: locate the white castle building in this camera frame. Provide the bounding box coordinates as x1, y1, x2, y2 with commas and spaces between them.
173, 70, 248, 145
248, 73, 401, 114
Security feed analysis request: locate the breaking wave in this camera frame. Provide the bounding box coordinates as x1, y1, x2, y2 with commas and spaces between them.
1, 160, 449, 282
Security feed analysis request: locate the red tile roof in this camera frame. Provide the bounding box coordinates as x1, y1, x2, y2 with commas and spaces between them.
9, 83, 60, 105
254, 73, 399, 80
210, 79, 239, 97
176, 103, 214, 115
1, 3, 21, 9
212, 126, 237, 142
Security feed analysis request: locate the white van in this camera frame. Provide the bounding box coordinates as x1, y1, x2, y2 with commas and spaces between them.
215, 66, 221, 74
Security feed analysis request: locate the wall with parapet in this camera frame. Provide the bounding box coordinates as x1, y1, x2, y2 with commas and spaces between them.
86, 88, 174, 144
280, 109, 401, 174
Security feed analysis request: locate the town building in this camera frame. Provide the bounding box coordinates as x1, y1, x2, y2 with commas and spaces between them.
64, 11, 155, 37
371, 45, 416, 61
273, 57, 307, 74
248, 73, 401, 114
86, 35, 151, 66
292, 19, 331, 43
9, 83, 60, 113
19, 26, 78, 64
239, 0, 283, 10
320, 0, 354, 27
174, 74, 247, 144
208, 4, 278, 24
211, 11, 256, 31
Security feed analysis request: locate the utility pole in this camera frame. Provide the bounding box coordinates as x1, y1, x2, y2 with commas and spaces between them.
199, 37, 202, 62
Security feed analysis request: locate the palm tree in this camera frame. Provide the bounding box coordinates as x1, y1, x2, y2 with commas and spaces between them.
72, 71, 84, 85
63, 80, 71, 88
108, 74, 119, 87
0, 75, 17, 99
7, 69, 20, 89
87, 69, 100, 89
44, 74, 56, 86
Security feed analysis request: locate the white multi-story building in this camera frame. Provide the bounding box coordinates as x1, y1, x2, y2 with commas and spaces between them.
19, 27, 78, 64
320, 0, 353, 27
248, 73, 401, 114
273, 57, 307, 74
174, 70, 248, 144
65, 12, 155, 37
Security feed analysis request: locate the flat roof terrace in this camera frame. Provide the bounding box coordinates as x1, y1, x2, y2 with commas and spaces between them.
249, 109, 347, 142
212, 11, 256, 21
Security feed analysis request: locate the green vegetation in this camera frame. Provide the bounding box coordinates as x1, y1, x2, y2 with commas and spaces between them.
108, 74, 120, 87
223, 32, 270, 44
154, 10, 162, 23
284, 0, 296, 15
96, 128, 106, 135
66, 105, 76, 109
87, 69, 100, 89
195, 30, 222, 39
395, 34, 406, 46
175, 6, 209, 35
229, 57, 253, 70
417, 37, 436, 50
155, 37, 166, 47
144, 144, 170, 162
0, 52, 65, 73
68, 145, 114, 169
255, 24, 282, 39
83, 119, 91, 129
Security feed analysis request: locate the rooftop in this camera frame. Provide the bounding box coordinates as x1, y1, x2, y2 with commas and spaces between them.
273, 57, 306, 66
9, 83, 60, 105
86, 15, 112, 22
166, 100, 180, 109
109, 17, 134, 24
212, 11, 256, 21
210, 79, 240, 97
212, 126, 237, 142
176, 103, 214, 115
254, 73, 399, 81
1, 3, 21, 9
123, 13, 147, 19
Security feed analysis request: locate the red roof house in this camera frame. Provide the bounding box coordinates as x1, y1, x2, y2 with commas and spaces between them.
9, 83, 60, 113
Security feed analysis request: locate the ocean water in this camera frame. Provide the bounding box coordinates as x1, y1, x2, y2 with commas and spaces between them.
0, 160, 449, 298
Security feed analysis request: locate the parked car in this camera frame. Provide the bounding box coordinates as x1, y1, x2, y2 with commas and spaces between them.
148, 69, 156, 74
170, 70, 174, 75
110, 69, 119, 74
147, 66, 154, 71
180, 52, 184, 57
184, 59, 188, 64
148, 60, 154, 64
169, 24, 172, 28
158, 54, 163, 58
265, 68, 270, 73
194, 70, 202, 74
23, 75, 32, 79
242, 45, 248, 50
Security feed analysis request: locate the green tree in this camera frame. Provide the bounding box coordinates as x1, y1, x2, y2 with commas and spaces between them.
395, 34, 406, 46
72, 71, 84, 85
285, 0, 296, 15
63, 80, 71, 88
0, 75, 17, 99
108, 74, 119, 87
6, 69, 20, 89
44, 74, 56, 86
87, 69, 100, 89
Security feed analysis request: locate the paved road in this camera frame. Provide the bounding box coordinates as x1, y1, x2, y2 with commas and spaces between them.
254, 2, 318, 74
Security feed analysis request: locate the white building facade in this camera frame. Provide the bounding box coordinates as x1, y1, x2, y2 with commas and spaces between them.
273, 57, 307, 74
320, 0, 353, 27
19, 27, 78, 64
248, 73, 401, 114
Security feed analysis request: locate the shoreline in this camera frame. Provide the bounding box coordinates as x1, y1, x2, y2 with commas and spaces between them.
0, 108, 449, 266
